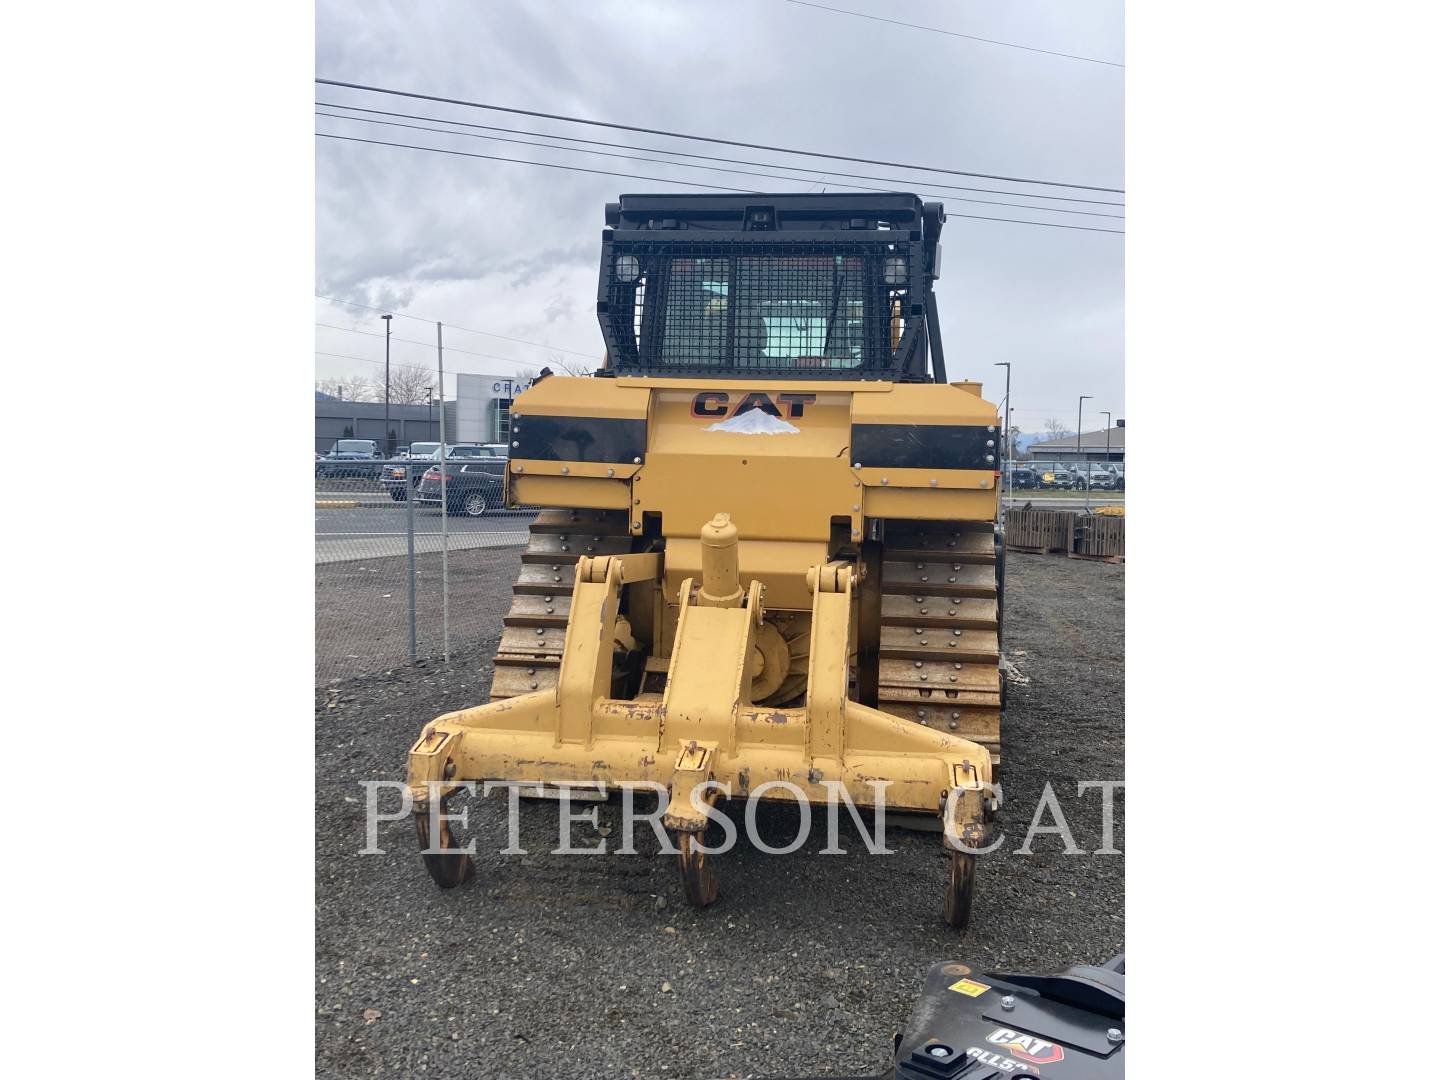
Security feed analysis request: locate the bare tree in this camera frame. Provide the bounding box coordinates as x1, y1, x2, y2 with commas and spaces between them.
319, 373, 374, 401
546, 352, 597, 377
372, 362, 435, 405
1042, 418, 1073, 440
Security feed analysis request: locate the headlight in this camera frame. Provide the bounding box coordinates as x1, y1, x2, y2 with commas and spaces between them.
614, 254, 641, 282
883, 255, 907, 285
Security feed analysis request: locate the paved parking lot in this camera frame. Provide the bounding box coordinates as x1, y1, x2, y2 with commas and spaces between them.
315, 551, 1124, 1078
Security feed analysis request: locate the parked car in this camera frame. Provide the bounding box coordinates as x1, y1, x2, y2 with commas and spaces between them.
415, 446, 508, 516
1084, 465, 1123, 491
1033, 462, 1075, 489
1007, 464, 1038, 490
436, 443, 508, 462
379, 441, 444, 500
315, 439, 383, 479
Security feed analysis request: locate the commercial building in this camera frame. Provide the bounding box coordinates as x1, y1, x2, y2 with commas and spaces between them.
314, 373, 519, 454
314, 399, 444, 455
1026, 426, 1125, 464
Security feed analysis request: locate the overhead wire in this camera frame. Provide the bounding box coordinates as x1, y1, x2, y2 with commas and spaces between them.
315, 321, 586, 367
315, 293, 601, 359
781, 1, 1124, 68
316, 101, 1124, 208
315, 78, 1124, 193
316, 110, 1124, 220
317, 132, 1125, 235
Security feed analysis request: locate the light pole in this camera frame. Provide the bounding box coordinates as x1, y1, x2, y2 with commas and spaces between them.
382, 314, 393, 456
1099, 410, 1112, 503
1077, 395, 1092, 511
993, 362, 1012, 504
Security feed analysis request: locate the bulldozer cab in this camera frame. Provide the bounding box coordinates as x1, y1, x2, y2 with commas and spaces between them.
597, 193, 947, 382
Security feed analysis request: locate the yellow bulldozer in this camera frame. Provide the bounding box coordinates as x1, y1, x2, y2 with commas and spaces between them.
408, 193, 1004, 929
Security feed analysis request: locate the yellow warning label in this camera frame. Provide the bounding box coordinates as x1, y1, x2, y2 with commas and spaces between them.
948, 978, 991, 997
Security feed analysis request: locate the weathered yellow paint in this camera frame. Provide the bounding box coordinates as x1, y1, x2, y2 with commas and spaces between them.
865, 486, 999, 521
856, 465, 995, 490
415, 373, 1001, 835
849, 380, 997, 424
408, 546, 994, 818
512, 460, 641, 480
510, 474, 631, 510
509, 374, 651, 419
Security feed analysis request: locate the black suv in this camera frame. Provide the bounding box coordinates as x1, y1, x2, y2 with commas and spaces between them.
415, 445, 509, 516
1007, 464, 1038, 490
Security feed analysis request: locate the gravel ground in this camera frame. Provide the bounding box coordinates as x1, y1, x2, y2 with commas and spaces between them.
316, 546, 525, 684
315, 551, 1124, 1078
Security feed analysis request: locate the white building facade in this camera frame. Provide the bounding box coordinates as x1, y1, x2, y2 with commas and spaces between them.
454, 373, 518, 445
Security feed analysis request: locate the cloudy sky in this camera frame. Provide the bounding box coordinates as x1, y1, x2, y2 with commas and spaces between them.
315, 0, 1123, 436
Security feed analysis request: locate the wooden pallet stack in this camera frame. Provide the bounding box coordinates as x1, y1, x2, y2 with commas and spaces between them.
1004, 509, 1078, 554
1070, 514, 1125, 563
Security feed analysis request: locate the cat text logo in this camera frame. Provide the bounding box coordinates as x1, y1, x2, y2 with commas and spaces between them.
691, 391, 815, 435
985, 1029, 1066, 1065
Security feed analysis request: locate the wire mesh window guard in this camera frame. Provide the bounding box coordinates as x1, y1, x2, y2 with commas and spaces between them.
603, 240, 916, 376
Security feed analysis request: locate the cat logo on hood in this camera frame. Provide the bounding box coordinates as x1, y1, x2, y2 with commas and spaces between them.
691, 391, 814, 435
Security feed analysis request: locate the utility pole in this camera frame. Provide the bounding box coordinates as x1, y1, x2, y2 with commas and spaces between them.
993, 362, 1012, 506
1077, 395, 1092, 512
1100, 410, 1112, 504
426, 386, 434, 437
382, 314, 393, 457
436, 322, 450, 664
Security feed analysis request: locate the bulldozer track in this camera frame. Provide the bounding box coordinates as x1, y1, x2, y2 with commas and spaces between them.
490, 508, 633, 701
489, 511, 1002, 772
873, 519, 1002, 772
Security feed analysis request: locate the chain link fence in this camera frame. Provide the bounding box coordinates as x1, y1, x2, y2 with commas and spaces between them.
315, 460, 535, 684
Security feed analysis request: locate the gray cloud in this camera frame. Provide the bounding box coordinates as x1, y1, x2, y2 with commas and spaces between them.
316, 0, 1123, 425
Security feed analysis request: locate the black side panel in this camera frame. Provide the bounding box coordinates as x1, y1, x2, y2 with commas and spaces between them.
512, 415, 648, 464
851, 423, 996, 471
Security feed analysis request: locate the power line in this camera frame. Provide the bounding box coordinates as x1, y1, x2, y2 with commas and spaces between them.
317, 132, 1124, 235
782, 1, 1123, 68
315, 294, 601, 359
317, 131, 745, 192
315, 78, 1124, 193
317, 101, 1124, 208
315, 349, 517, 379
316, 321, 578, 367
316, 110, 1123, 220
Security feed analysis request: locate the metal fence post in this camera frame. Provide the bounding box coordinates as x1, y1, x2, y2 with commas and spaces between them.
437, 321, 451, 663
406, 460, 417, 664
